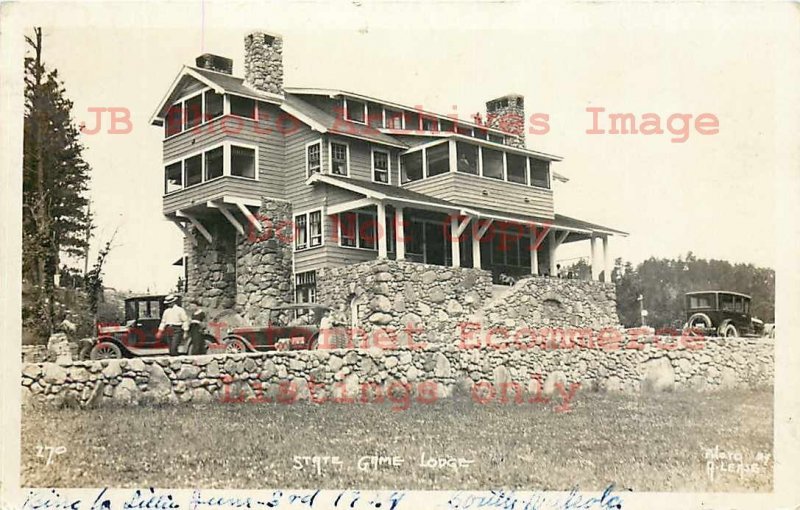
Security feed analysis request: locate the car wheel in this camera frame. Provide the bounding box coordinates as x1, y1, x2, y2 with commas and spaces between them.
308, 335, 320, 350
90, 341, 122, 360
224, 337, 247, 354
721, 323, 738, 338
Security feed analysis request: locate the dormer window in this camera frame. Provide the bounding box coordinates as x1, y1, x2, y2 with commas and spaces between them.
488, 133, 504, 144
529, 158, 550, 189
421, 117, 438, 132
344, 98, 367, 124
165, 103, 183, 137
205, 91, 223, 120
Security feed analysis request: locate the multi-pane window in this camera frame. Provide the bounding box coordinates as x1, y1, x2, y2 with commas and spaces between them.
488, 133, 505, 144
345, 99, 366, 123
294, 214, 308, 250
309, 211, 322, 247
295, 271, 317, 304
338, 211, 395, 251
330, 142, 348, 176
294, 210, 323, 250
421, 117, 437, 131
231, 146, 256, 179
456, 142, 479, 175
205, 147, 224, 180
163, 143, 256, 193
164, 90, 226, 138
372, 149, 390, 183
307, 142, 321, 177
165, 162, 183, 194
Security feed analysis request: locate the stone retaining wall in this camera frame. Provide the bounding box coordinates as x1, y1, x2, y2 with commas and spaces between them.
21, 335, 773, 408
316, 260, 493, 340
481, 277, 620, 331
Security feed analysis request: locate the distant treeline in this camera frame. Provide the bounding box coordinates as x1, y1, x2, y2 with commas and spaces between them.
611, 253, 775, 328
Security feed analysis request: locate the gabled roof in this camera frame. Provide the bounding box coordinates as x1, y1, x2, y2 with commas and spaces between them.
282, 94, 407, 148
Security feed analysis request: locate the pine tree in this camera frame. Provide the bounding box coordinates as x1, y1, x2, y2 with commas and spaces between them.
23, 27, 93, 339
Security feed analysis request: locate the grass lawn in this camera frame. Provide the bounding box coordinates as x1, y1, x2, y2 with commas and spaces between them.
21, 390, 773, 491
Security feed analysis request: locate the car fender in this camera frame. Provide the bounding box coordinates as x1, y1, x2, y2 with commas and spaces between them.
716, 318, 734, 336
93, 336, 132, 356
222, 334, 256, 352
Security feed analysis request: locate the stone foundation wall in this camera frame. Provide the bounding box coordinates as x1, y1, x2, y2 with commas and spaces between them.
21, 336, 773, 408
481, 277, 620, 331
316, 260, 493, 341
186, 217, 237, 311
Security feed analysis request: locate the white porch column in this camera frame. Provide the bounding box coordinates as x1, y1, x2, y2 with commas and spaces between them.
591, 235, 601, 281
548, 230, 557, 276
450, 215, 461, 268
603, 235, 611, 282
395, 206, 405, 260
377, 202, 388, 259
530, 226, 539, 276
472, 220, 481, 269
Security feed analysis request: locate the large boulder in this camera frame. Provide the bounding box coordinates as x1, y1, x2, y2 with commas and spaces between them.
640, 357, 675, 392
113, 378, 141, 405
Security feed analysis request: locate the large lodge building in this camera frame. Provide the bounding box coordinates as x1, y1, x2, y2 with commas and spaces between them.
151, 31, 626, 328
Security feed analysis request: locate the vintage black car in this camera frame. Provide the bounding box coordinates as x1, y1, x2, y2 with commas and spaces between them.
80, 294, 219, 359
684, 291, 764, 338
222, 304, 332, 353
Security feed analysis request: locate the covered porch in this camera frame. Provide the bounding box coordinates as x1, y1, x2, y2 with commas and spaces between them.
314, 175, 626, 283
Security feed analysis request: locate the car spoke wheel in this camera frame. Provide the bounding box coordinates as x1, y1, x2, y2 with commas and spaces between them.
722, 324, 738, 338
225, 338, 246, 354
90, 342, 122, 360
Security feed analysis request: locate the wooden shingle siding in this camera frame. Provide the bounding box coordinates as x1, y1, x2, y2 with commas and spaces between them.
405, 172, 555, 219
163, 176, 270, 215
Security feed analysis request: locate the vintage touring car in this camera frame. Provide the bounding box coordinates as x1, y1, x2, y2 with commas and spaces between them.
684, 291, 765, 338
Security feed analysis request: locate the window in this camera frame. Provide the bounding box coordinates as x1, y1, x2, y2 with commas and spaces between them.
294, 214, 308, 250
385, 109, 403, 129
338, 211, 395, 251
294, 210, 323, 250
205, 91, 223, 121
165, 103, 183, 137
165, 162, 183, 194
400, 151, 423, 183
307, 141, 321, 177
309, 211, 322, 247
339, 212, 357, 247
185, 154, 202, 186
205, 147, 224, 180
456, 142, 479, 175
230, 95, 255, 118
456, 125, 472, 136
482, 147, 504, 179
440, 119, 455, 132
507, 153, 527, 184
474, 128, 488, 140
719, 294, 735, 312
426, 143, 449, 177
688, 294, 714, 309
488, 133, 505, 144
529, 158, 550, 188
345, 98, 366, 123
372, 149, 390, 183
231, 145, 256, 179
185, 94, 203, 129
368, 104, 383, 128
421, 117, 438, 131
330, 142, 349, 176
295, 271, 317, 304
405, 111, 420, 131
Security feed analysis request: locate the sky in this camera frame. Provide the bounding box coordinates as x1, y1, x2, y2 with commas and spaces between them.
5, 2, 790, 293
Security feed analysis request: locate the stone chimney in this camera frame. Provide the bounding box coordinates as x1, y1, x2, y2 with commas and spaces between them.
195, 54, 233, 75
244, 31, 284, 95
486, 94, 525, 148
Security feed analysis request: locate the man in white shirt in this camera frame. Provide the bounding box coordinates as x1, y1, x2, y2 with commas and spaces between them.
156, 294, 189, 356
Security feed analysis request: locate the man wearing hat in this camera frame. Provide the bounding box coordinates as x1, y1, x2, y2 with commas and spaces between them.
156, 294, 190, 356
